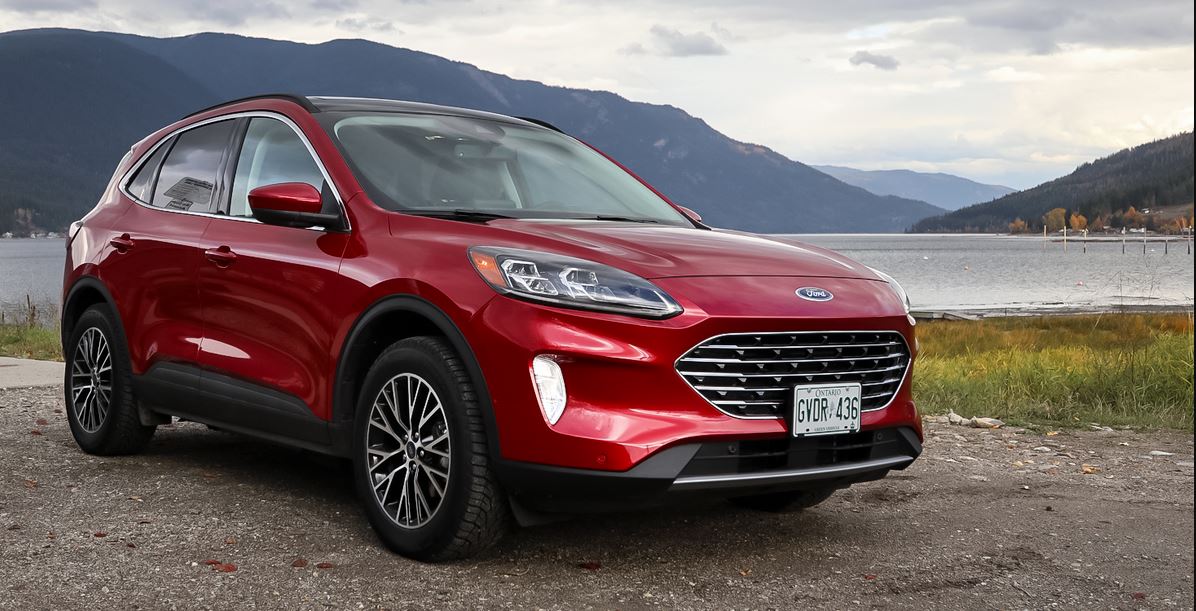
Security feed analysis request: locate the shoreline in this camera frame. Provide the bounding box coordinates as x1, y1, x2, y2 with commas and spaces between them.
913, 303, 1194, 320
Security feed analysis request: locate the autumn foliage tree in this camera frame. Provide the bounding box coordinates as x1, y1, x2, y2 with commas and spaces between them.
1069, 212, 1088, 231
1042, 208, 1067, 232
1121, 206, 1145, 228
1008, 218, 1029, 233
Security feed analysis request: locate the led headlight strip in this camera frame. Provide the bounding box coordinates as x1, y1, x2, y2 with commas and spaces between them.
469, 246, 682, 318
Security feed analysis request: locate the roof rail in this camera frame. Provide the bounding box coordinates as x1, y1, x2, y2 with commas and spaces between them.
517, 117, 564, 133
182, 93, 318, 120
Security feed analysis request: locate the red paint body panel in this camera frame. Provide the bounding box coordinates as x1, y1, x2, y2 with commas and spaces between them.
94, 202, 210, 371
197, 218, 350, 419
62, 97, 922, 482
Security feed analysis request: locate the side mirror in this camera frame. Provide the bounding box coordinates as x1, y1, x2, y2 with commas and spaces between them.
677, 205, 703, 223
248, 183, 346, 231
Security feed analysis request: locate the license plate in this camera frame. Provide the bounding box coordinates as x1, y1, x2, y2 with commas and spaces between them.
792, 383, 862, 437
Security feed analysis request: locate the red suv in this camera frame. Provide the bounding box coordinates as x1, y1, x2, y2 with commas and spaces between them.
61, 95, 921, 560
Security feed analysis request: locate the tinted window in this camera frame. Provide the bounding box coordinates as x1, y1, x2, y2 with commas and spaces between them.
229, 118, 326, 217
151, 120, 235, 213
125, 139, 172, 204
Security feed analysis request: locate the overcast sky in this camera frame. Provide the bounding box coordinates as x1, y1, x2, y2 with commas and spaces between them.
2, 0, 1193, 188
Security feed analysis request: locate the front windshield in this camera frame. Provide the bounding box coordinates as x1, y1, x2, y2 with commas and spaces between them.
324, 112, 690, 225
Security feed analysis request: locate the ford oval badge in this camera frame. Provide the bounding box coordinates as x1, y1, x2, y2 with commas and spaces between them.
796, 287, 834, 302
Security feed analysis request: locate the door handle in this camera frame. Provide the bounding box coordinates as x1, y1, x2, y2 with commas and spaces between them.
204, 246, 237, 268
109, 234, 134, 253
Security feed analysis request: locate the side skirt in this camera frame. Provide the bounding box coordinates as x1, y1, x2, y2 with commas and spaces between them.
134, 362, 348, 456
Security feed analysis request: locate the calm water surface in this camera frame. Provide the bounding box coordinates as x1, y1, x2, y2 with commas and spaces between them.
790, 234, 1194, 311
1, 234, 1193, 316
0, 239, 64, 319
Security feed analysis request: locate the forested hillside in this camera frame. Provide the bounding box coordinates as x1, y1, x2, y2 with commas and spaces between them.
912, 133, 1194, 233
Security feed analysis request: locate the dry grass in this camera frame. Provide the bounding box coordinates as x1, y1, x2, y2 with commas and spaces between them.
0, 324, 62, 361
914, 313, 1194, 430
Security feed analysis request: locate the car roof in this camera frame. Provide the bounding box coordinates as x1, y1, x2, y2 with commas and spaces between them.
183, 93, 562, 131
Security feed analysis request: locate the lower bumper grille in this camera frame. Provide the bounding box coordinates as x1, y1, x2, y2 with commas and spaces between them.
676, 427, 918, 481
677, 330, 912, 418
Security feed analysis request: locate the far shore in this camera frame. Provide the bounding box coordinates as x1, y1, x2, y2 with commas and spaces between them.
913, 303, 1195, 321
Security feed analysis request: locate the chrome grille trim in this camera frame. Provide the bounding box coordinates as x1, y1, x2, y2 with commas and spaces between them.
676, 330, 912, 420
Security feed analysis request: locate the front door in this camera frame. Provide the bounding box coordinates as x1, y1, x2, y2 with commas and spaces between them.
196, 116, 350, 427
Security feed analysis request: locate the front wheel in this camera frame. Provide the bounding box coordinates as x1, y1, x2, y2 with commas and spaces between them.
352, 336, 508, 561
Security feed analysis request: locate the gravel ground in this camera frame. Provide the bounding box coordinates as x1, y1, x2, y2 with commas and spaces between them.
1, 385, 1192, 610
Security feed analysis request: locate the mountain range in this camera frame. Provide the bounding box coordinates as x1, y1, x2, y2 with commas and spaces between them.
0, 28, 947, 235
812, 166, 1015, 211
911, 132, 1194, 232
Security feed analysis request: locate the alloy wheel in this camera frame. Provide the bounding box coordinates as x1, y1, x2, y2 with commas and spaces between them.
365, 373, 452, 529
70, 327, 113, 433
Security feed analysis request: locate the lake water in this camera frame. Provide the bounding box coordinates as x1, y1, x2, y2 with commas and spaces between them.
790, 234, 1194, 312
1, 234, 1193, 319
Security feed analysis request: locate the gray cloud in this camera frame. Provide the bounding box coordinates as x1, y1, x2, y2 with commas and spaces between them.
849, 50, 899, 70
624, 24, 728, 56
966, 5, 1075, 31
146, 0, 290, 26
310, 0, 357, 8
710, 21, 739, 41
0, 0, 95, 11
630, 0, 1193, 51
336, 15, 397, 32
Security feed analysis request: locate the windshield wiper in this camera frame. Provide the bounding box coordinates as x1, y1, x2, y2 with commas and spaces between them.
586, 215, 663, 224
408, 209, 516, 222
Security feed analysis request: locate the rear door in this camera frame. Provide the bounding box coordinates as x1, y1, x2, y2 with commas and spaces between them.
101, 119, 237, 378
196, 115, 350, 433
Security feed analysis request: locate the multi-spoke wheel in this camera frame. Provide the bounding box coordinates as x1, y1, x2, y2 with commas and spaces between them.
64, 304, 155, 455
352, 336, 508, 561
366, 373, 452, 529
70, 327, 113, 433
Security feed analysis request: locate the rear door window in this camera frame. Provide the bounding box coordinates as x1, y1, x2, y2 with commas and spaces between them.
151, 120, 236, 213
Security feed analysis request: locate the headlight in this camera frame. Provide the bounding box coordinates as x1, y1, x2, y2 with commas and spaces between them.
469, 247, 683, 318
869, 267, 911, 314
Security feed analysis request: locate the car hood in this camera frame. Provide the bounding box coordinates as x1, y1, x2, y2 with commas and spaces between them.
480, 219, 879, 280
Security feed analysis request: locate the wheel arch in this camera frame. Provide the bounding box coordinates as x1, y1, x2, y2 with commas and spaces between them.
333, 295, 501, 459
62, 277, 125, 352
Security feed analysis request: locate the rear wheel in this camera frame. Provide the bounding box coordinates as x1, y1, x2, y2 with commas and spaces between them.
64, 305, 155, 455
729, 487, 836, 513
352, 336, 508, 561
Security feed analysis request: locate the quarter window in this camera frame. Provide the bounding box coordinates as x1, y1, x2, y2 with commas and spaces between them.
229, 118, 326, 217
125, 139, 172, 204
151, 120, 235, 214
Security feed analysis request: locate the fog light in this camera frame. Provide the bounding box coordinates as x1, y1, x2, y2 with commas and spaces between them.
531, 355, 567, 425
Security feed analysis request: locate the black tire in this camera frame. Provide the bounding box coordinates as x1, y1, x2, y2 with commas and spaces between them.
729, 487, 837, 513
352, 336, 508, 561
63, 304, 155, 455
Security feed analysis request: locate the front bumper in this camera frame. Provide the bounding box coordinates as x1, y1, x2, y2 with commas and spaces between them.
467, 275, 922, 473
498, 427, 922, 514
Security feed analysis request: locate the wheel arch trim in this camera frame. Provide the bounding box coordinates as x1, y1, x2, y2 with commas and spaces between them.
62, 276, 127, 355
332, 294, 501, 459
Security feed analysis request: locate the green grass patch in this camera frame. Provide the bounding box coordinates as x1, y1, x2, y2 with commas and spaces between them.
914, 313, 1194, 430
0, 324, 62, 361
